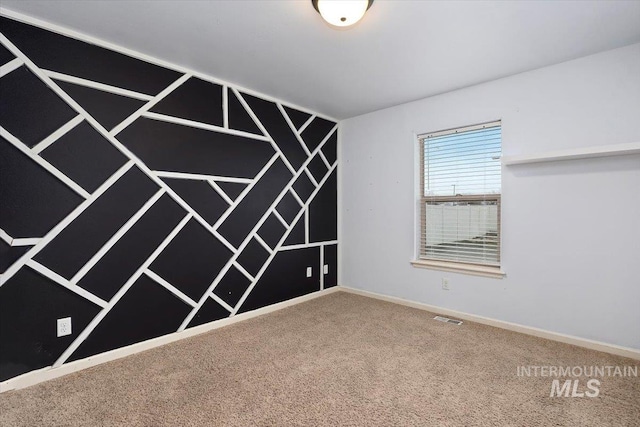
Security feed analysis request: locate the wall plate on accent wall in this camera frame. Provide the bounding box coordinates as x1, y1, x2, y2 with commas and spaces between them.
57, 317, 72, 337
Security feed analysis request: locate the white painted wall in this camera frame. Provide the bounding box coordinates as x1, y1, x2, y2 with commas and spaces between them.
339, 43, 640, 350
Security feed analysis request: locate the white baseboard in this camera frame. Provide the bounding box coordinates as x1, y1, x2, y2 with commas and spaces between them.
339, 286, 640, 361
0, 287, 340, 393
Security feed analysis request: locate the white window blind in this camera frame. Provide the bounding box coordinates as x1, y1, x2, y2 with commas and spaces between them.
419, 121, 501, 267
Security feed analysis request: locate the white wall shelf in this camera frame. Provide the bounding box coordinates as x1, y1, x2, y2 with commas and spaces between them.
502, 142, 640, 166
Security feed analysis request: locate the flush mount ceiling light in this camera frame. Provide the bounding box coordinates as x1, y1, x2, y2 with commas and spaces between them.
312, 0, 374, 28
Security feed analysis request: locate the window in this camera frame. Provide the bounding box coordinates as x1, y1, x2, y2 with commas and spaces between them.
414, 121, 503, 277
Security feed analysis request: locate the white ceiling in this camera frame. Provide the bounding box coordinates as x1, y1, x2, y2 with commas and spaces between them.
2, 1, 640, 120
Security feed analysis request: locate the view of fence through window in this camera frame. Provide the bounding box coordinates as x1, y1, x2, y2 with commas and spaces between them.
420, 123, 502, 266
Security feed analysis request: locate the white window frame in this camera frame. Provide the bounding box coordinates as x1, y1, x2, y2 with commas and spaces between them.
411, 121, 505, 278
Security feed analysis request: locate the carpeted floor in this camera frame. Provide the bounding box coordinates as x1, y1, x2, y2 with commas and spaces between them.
0, 291, 638, 426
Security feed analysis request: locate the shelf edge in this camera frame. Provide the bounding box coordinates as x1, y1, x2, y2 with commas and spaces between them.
503, 142, 640, 165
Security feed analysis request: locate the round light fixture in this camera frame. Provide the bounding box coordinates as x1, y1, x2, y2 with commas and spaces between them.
311, 0, 374, 28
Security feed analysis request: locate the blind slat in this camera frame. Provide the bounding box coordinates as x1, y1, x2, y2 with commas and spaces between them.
426, 137, 502, 152
425, 147, 502, 161
425, 158, 502, 169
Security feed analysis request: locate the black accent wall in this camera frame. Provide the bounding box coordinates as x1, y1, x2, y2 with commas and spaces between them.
0, 16, 338, 382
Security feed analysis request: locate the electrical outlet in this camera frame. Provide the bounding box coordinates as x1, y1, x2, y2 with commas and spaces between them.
323, 264, 329, 274
57, 317, 72, 337
442, 278, 450, 291
306, 267, 312, 278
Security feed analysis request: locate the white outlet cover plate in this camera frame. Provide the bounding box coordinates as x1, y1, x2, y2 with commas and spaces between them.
57, 317, 72, 337
306, 267, 312, 277
323, 265, 329, 274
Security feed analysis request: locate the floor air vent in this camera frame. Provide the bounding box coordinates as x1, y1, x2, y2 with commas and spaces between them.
434, 316, 463, 326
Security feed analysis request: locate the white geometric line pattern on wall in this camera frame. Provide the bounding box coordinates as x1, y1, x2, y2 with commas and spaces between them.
210, 293, 234, 313
0, 15, 338, 383
230, 161, 338, 316
289, 187, 306, 208
31, 115, 84, 154
1, 37, 242, 267
142, 111, 271, 142
298, 114, 316, 134
305, 168, 319, 187
154, 171, 253, 184
1, 126, 91, 199
272, 209, 289, 229
8, 237, 41, 247
0, 160, 136, 285
320, 243, 324, 291
254, 234, 275, 254
177, 126, 338, 329
233, 262, 255, 282
305, 209, 310, 244
0, 57, 22, 77
109, 74, 192, 137
25, 259, 109, 308
210, 154, 280, 231
231, 88, 297, 175
208, 180, 234, 206
43, 69, 155, 101
0, 229, 13, 245
222, 85, 229, 129
278, 103, 312, 157
51, 214, 194, 368
0, 229, 41, 247
144, 269, 199, 308
280, 241, 339, 251
67, 189, 167, 286
318, 149, 332, 170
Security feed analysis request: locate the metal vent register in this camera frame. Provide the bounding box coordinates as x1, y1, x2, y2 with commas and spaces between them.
434, 316, 463, 326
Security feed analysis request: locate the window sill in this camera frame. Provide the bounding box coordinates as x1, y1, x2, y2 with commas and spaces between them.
410, 259, 505, 279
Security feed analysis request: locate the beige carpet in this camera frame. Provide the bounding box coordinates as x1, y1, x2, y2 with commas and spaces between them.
0, 291, 638, 426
